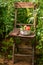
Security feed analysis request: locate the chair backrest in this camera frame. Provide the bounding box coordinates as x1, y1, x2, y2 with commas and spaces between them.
14, 2, 37, 32
15, 2, 35, 8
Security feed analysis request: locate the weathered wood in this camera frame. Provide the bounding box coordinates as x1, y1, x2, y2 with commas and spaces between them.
18, 34, 35, 38
9, 28, 35, 38
15, 9, 17, 28
16, 23, 33, 26
32, 43, 35, 65
15, 54, 32, 57
34, 13, 37, 32
9, 28, 20, 36
15, 2, 35, 8
12, 43, 15, 64
19, 47, 32, 50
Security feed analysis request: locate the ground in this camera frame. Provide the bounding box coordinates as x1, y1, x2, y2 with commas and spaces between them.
0, 58, 31, 65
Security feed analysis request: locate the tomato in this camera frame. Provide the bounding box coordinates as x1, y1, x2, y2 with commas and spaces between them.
26, 26, 30, 30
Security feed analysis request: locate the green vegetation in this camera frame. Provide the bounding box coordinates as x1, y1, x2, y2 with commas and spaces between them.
0, 0, 14, 38
0, 0, 43, 65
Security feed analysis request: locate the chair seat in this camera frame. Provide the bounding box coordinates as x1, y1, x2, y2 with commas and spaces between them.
9, 28, 35, 38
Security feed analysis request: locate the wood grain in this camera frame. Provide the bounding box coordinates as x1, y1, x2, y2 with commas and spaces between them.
15, 2, 34, 8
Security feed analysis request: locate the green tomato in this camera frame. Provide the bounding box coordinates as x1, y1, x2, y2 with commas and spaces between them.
24, 25, 27, 30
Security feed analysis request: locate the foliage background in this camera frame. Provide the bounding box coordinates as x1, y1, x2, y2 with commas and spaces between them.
0, 0, 43, 65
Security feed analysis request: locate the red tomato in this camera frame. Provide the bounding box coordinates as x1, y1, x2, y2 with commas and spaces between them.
26, 26, 30, 30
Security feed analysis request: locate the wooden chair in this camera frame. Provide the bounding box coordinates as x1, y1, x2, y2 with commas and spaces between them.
9, 2, 37, 65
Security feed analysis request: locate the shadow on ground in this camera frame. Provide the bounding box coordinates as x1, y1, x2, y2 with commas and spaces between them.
0, 63, 8, 65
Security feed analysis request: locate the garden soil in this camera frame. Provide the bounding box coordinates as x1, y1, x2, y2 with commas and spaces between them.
0, 58, 31, 65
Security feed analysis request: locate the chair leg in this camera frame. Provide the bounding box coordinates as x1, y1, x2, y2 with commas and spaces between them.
12, 43, 15, 64
32, 45, 34, 65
